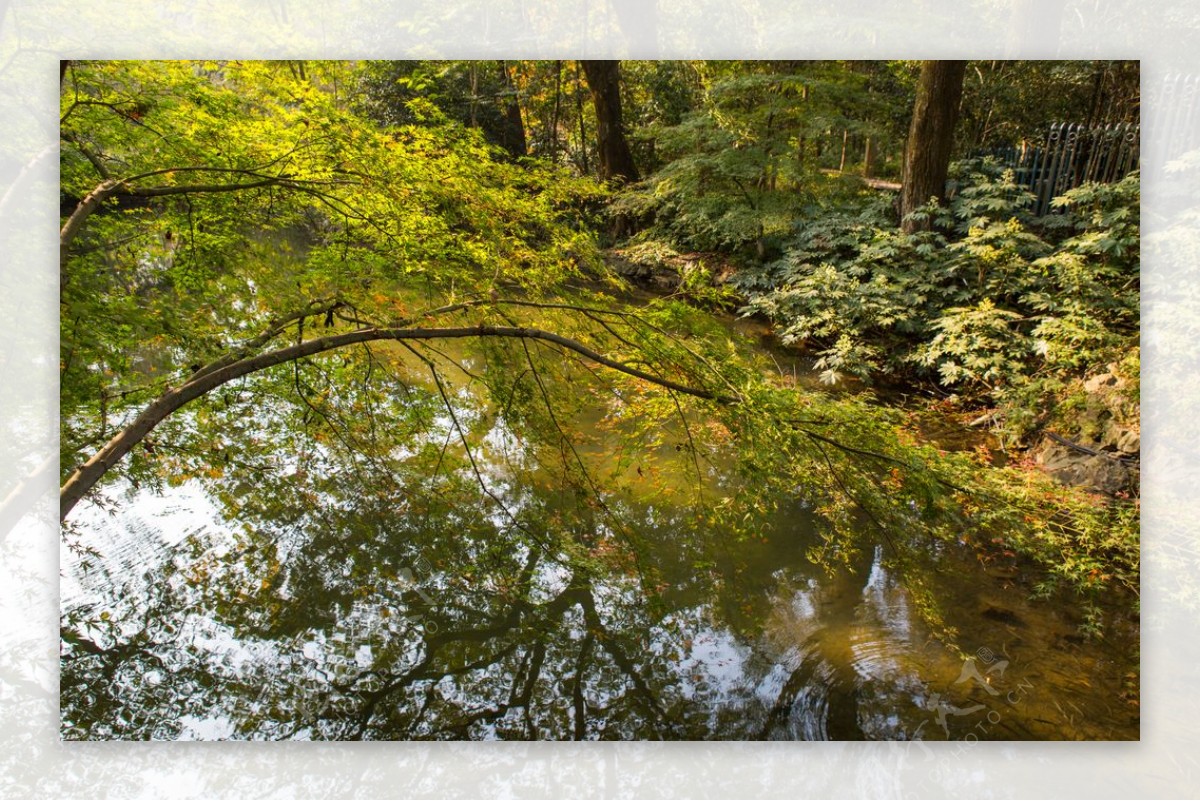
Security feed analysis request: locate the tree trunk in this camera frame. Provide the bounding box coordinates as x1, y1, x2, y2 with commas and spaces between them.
496, 61, 528, 158
863, 136, 876, 178
574, 61, 589, 174
550, 60, 563, 163
468, 63, 479, 128
899, 60, 967, 233
579, 60, 639, 184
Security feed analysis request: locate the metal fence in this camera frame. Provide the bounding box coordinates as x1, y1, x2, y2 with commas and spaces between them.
981, 122, 1140, 215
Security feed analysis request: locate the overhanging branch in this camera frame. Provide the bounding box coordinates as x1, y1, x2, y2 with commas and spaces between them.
59, 322, 734, 521
59, 166, 339, 263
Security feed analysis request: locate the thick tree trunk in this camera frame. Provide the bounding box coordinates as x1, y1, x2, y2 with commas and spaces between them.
899, 60, 967, 233
579, 60, 639, 184
496, 61, 527, 158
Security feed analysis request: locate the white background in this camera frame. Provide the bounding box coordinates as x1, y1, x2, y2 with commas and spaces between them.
1, 1, 1196, 797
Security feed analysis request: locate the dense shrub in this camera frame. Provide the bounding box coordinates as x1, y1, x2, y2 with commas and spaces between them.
727, 159, 1139, 440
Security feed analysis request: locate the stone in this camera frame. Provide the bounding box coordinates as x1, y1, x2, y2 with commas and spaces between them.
1099, 424, 1139, 456
1084, 372, 1119, 394
981, 605, 1024, 626
1037, 440, 1136, 495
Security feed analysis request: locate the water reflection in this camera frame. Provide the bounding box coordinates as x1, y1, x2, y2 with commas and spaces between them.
60, 344, 1138, 741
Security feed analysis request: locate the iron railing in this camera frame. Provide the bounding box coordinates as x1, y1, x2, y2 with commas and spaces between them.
980, 122, 1139, 215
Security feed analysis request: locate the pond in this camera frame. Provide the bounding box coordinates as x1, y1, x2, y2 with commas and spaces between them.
59, 308, 1139, 741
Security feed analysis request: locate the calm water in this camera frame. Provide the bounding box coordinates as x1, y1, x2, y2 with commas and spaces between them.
60, 316, 1139, 741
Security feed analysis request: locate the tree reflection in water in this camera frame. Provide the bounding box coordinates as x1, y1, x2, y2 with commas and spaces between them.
60, 344, 1139, 741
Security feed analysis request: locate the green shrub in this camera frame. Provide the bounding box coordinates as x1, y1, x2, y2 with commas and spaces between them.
729, 159, 1139, 433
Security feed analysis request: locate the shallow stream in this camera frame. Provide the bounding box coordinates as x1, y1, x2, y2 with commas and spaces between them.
59, 303, 1139, 741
